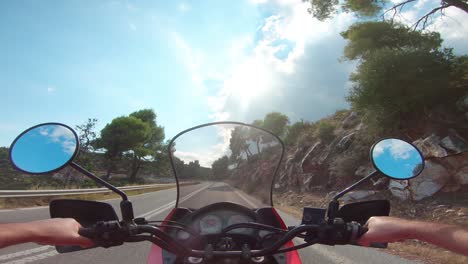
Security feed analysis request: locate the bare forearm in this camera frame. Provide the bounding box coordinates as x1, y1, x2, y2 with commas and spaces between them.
0, 223, 37, 248
408, 221, 468, 256
0, 219, 92, 249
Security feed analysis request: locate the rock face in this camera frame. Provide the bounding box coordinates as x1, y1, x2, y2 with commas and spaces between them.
273, 109, 467, 202
454, 166, 468, 185
341, 190, 377, 202
413, 135, 448, 158
389, 180, 411, 200
409, 161, 451, 200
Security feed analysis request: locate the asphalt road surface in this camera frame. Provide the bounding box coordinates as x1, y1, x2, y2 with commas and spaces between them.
0, 182, 419, 264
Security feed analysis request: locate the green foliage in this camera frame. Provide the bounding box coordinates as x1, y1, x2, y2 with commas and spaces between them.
263, 112, 290, 138
99, 116, 150, 156
347, 48, 460, 131
284, 120, 311, 146
316, 121, 336, 143
343, 21, 467, 132
229, 126, 251, 160
212, 156, 229, 179
303, 0, 339, 21
341, 22, 442, 60
75, 118, 98, 170
342, 0, 386, 17
304, 0, 385, 20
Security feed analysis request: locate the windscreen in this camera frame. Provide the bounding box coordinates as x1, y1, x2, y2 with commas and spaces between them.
169, 123, 284, 209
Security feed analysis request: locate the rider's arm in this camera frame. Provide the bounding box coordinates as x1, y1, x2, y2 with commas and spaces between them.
357, 216, 468, 256
0, 218, 93, 249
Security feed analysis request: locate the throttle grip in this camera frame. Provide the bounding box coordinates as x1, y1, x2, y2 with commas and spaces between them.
78, 227, 96, 239
354, 224, 387, 248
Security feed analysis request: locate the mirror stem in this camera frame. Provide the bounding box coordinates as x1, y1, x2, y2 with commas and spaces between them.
332, 170, 378, 201
70, 162, 128, 201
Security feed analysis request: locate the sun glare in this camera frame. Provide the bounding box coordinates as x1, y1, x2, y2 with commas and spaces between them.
225, 60, 270, 108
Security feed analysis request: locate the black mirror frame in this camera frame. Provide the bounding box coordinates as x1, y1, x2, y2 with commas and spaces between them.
369, 138, 425, 181
9, 122, 80, 175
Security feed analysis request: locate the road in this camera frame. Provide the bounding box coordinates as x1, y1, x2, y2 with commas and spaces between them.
0, 182, 419, 264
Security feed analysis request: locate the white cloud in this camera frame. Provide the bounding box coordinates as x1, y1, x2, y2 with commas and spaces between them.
204, 0, 354, 123
39, 125, 77, 154
428, 7, 468, 53
47, 86, 55, 93
174, 125, 234, 167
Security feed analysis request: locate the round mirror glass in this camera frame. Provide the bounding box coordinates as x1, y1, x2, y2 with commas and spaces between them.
371, 138, 424, 180
9, 123, 79, 174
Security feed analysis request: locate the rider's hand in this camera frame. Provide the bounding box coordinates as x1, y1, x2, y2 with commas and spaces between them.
29, 218, 93, 248
357, 216, 411, 246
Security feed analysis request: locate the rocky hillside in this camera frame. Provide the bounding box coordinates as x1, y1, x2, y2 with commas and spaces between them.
274, 106, 468, 203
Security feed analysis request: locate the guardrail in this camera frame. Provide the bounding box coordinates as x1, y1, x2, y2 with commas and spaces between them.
0, 184, 176, 198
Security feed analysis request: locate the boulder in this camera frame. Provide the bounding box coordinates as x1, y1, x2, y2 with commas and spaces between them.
355, 164, 374, 178
341, 190, 377, 202
454, 166, 468, 185
409, 160, 451, 200
413, 135, 448, 158
336, 133, 356, 152
342, 112, 358, 129
440, 129, 468, 153
389, 180, 411, 200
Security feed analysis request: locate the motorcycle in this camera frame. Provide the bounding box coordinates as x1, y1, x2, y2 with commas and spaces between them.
9, 122, 425, 263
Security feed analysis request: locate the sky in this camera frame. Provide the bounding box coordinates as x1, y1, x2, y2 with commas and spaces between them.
1, 0, 467, 148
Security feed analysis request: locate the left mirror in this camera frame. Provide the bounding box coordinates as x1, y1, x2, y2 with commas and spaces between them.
9, 123, 79, 174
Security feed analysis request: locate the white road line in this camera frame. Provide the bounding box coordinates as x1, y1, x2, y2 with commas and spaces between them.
0, 183, 210, 264
0, 246, 52, 261
2, 250, 58, 264
138, 183, 211, 219
232, 189, 257, 208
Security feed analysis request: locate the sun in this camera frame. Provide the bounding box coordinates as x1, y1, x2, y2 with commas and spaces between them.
225, 59, 271, 108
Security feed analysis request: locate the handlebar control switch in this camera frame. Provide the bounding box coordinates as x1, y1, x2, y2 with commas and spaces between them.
79, 221, 129, 248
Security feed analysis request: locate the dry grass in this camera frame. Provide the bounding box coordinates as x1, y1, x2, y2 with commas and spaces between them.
0, 185, 176, 209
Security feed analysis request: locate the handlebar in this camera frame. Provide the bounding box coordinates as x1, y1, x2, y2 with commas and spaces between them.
78, 218, 373, 258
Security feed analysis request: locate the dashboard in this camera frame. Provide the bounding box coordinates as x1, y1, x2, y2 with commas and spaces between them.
169, 202, 259, 250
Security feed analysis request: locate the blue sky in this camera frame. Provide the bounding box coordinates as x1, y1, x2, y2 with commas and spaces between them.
1, 0, 467, 147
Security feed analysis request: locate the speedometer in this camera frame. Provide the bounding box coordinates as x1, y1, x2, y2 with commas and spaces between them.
199, 215, 222, 234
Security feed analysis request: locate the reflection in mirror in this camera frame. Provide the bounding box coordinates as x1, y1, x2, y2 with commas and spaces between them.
371, 139, 424, 180
10, 124, 78, 174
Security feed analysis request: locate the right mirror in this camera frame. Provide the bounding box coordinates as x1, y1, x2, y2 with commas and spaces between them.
371, 138, 424, 180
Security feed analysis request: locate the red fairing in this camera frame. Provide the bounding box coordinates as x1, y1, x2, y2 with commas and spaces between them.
272, 208, 302, 264
147, 207, 302, 264
147, 208, 178, 264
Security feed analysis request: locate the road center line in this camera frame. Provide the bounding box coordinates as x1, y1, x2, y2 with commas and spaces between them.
0, 246, 52, 262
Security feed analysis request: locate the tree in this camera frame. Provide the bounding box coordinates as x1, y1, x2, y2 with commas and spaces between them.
98, 116, 150, 180
303, 0, 468, 29
284, 120, 311, 146
317, 120, 336, 143
263, 112, 290, 138
75, 118, 98, 170
340, 22, 442, 60
249, 120, 264, 154
229, 127, 251, 160
347, 48, 459, 129
212, 156, 229, 179
127, 109, 165, 182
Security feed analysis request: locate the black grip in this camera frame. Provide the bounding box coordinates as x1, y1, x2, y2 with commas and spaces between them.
355, 226, 387, 248
78, 227, 96, 239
